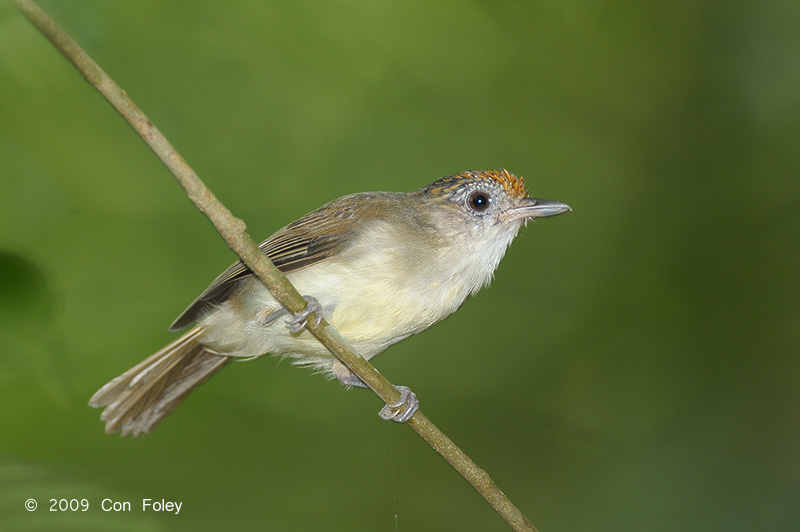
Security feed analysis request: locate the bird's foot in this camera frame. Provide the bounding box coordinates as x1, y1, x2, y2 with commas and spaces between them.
260, 296, 323, 334
379, 385, 418, 423
332, 355, 418, 423
286, 295, 323, 334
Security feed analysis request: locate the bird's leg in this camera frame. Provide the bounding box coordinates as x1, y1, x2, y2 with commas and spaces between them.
261, 296, 323, 333
260, 308, 288, 326
333, 363, 367, 387
333, 361, 419, 423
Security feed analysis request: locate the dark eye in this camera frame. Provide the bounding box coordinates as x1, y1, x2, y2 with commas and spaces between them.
468, 191, 491, 211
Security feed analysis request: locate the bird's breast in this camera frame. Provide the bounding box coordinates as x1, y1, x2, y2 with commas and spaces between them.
284, 222, 502, 357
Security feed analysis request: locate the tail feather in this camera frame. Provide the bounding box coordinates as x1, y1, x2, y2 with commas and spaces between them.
89, 327, 230, 436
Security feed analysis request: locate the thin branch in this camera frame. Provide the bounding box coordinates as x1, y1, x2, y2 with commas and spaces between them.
13, 1, 537, 530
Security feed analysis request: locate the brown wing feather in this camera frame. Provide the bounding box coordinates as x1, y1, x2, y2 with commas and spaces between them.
169, 192, 396, 331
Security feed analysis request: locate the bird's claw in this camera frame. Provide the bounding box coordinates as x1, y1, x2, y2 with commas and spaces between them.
287, 295, 323, 334
379, 385, 418, 423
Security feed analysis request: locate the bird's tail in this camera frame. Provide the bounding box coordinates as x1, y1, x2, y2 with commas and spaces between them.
89, 326, 230, 437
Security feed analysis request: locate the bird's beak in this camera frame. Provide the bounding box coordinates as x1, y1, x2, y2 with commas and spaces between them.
502, 198, 572, 221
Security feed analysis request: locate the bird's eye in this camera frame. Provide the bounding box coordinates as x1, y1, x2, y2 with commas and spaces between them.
468, 191, 491, 212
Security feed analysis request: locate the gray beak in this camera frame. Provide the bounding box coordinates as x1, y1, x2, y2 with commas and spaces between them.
503, 198, 572, 221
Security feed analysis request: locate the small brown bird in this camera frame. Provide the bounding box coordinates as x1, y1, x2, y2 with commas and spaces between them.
90, 169, 570, 436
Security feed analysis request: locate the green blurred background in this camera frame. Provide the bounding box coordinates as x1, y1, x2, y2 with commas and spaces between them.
1, 0, 798, 530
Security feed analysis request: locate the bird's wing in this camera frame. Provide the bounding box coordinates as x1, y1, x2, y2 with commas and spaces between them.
168, 192, 390, 331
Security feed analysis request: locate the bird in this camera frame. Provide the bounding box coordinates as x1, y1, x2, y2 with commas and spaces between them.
89, 169, 570, 436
